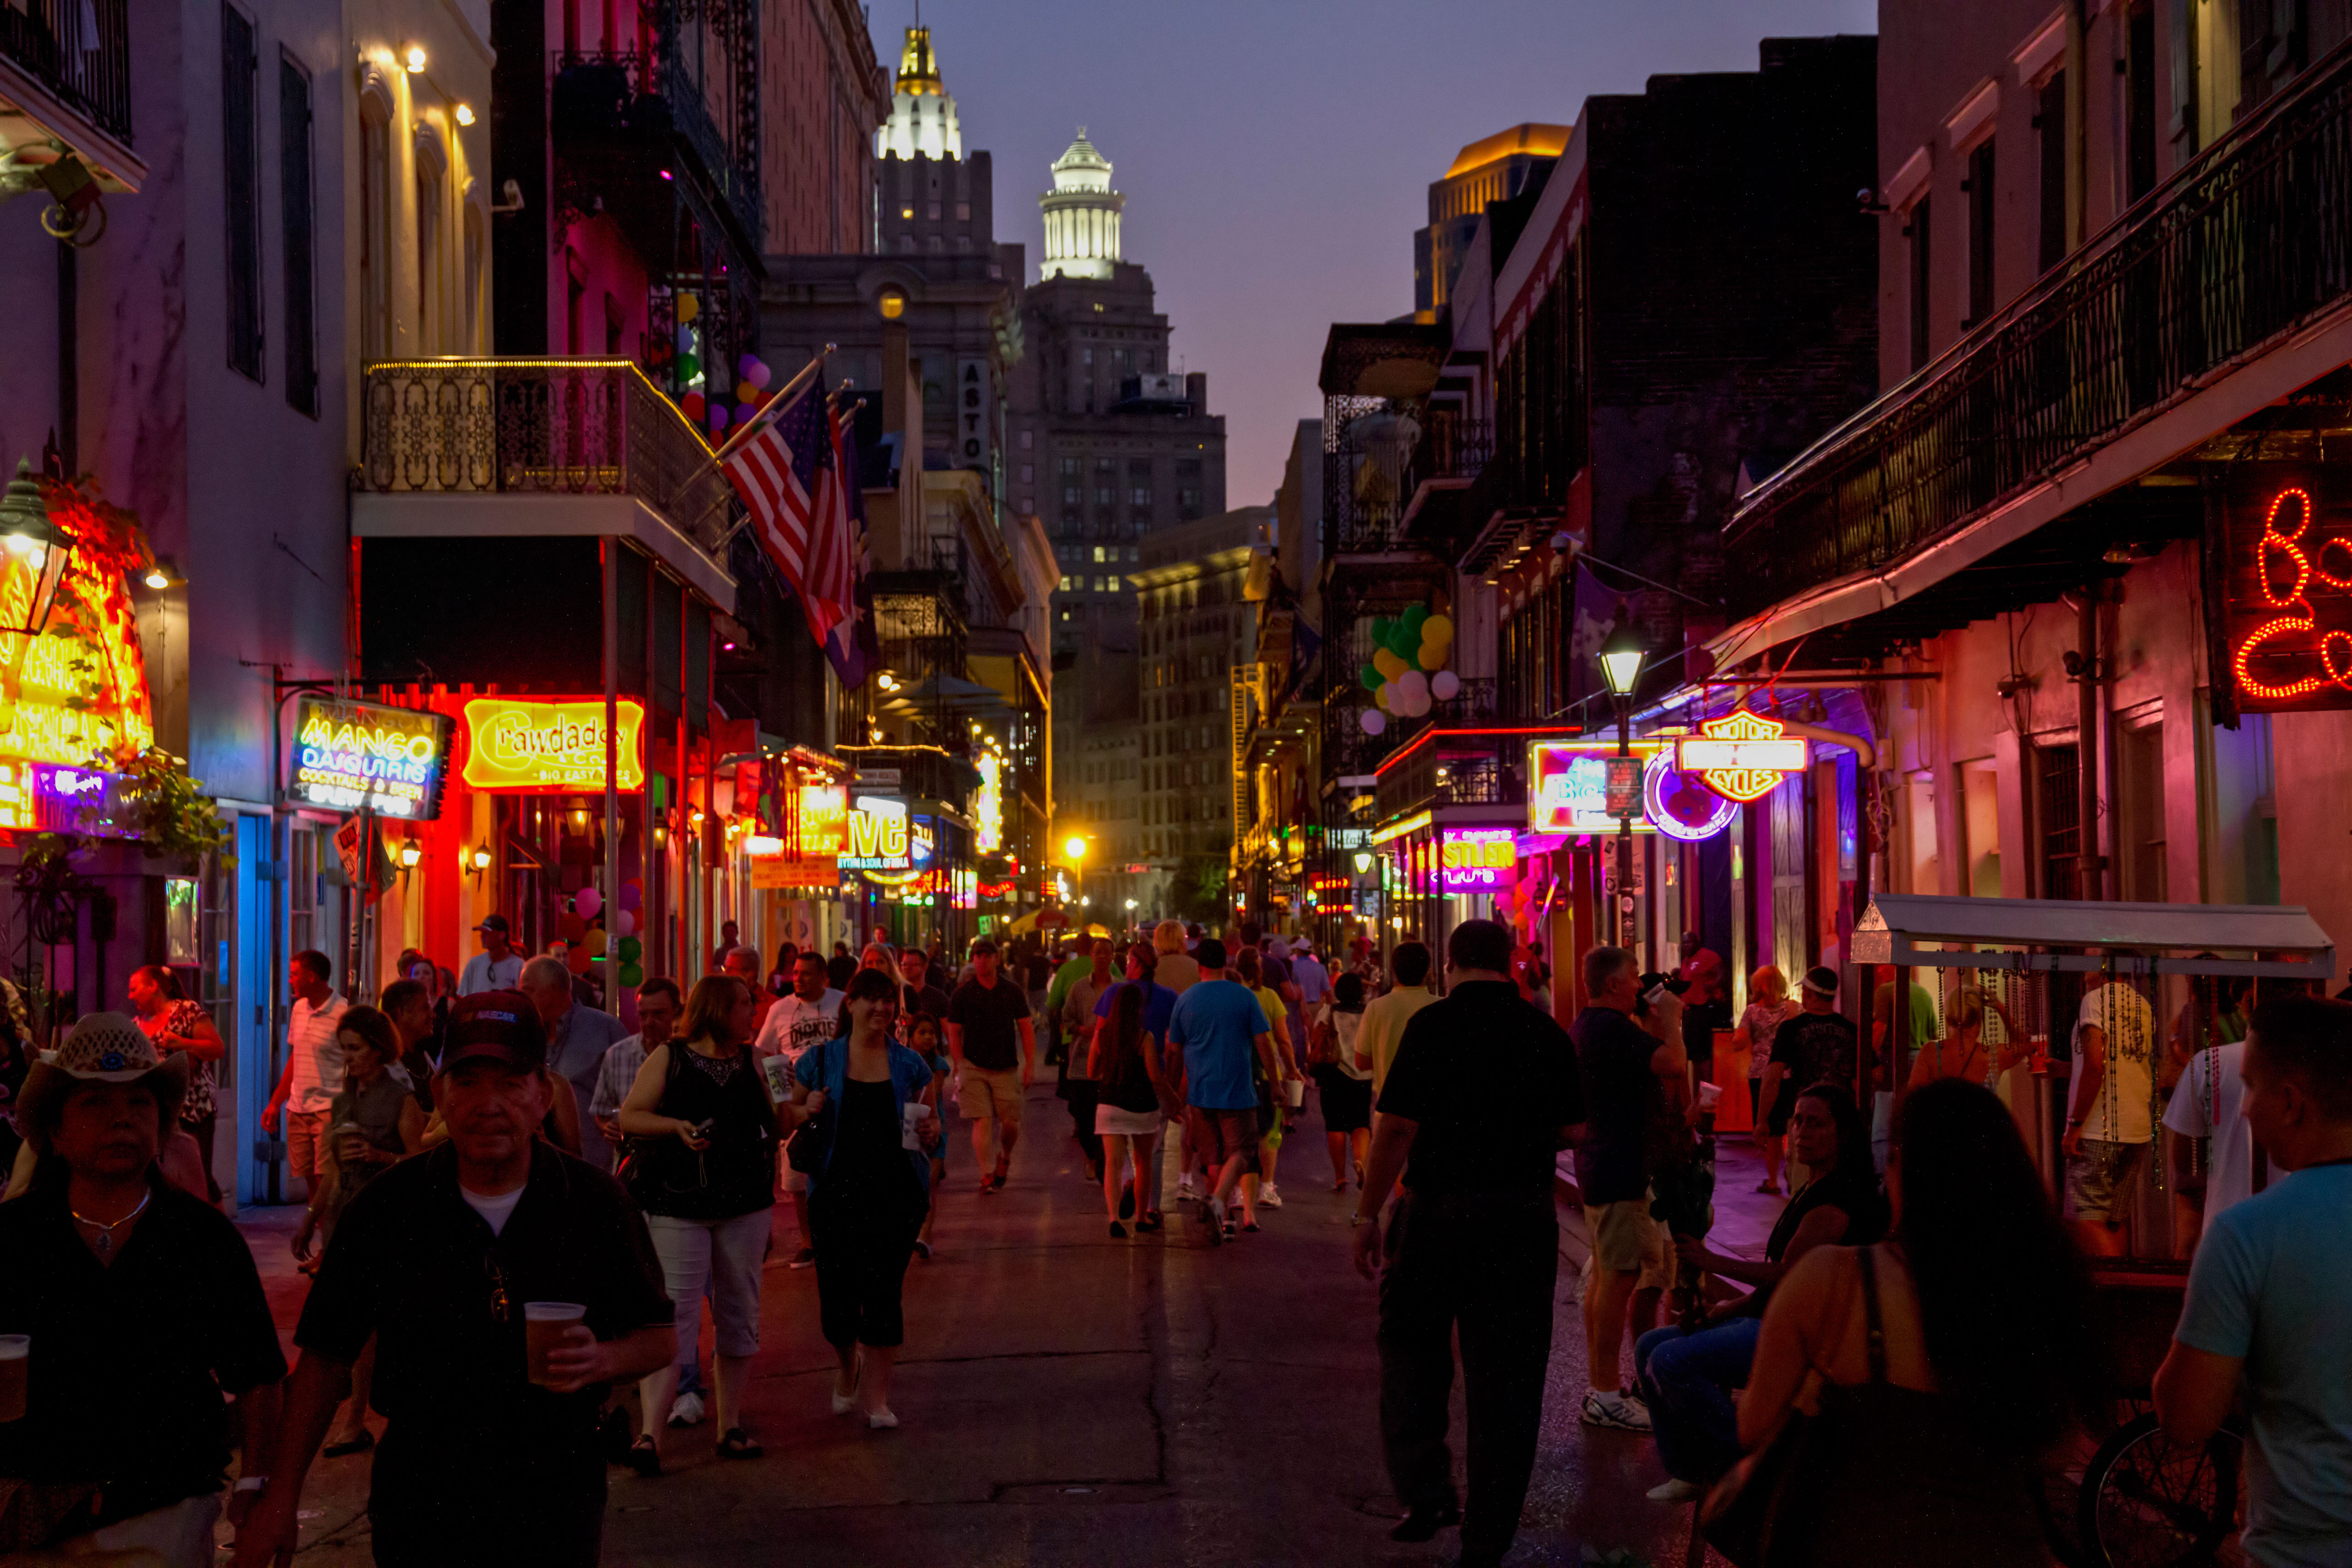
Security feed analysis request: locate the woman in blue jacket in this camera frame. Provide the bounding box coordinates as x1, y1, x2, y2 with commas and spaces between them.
790, 966, 939, 1428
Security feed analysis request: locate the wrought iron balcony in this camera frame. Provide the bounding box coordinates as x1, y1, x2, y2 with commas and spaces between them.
1323, 408, 1493, 557
0, 0, 130, 151
358, 358, 734, 553
1723, 36, 2352, 620
552, 43, 762, 254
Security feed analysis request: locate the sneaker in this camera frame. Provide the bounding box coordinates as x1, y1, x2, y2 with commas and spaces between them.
1202, 1197, 1225, 1246
1258, 1183, 1282, 1209
1176, 1174, 1198, 1202
788, 1246, 816, 1270
1581, 1389, 1653, 1432
667, 1391, 706, 1429
1647, 1477, 1702, 1503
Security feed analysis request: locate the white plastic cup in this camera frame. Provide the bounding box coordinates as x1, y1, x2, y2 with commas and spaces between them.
523, 1302, 586, 1386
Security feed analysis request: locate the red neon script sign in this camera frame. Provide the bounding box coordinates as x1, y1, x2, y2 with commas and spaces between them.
2227, 477, 2352, 711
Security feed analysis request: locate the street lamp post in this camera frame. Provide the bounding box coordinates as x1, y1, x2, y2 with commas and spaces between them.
1598, 624, 1646, 951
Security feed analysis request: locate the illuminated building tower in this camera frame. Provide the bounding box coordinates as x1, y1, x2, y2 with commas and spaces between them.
1039, 130, 1123, 281
1412, 123, 1569, 317
877, 25, 961, 162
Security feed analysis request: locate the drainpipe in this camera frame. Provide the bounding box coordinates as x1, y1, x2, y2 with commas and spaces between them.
2066, 0, 2089, 249
2076, 585, 2104, 901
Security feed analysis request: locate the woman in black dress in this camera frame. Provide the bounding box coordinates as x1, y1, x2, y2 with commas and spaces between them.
789, 967, 940, 1428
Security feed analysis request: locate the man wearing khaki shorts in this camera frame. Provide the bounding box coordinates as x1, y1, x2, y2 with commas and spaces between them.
948, 939, 1035, 1194
1569, 945, 1687, 1432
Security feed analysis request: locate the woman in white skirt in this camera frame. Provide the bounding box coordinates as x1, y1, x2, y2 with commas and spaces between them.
1090, 982, 1167, 1239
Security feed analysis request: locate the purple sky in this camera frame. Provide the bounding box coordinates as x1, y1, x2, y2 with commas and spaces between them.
868, 0, 1879, 508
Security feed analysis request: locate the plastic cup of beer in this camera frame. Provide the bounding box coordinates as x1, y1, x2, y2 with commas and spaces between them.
0, 1335, 27, 1422
523, 1303, 586, 1388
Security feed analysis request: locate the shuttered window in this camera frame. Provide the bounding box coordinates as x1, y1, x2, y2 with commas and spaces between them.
222, 5, 262, 381
279, 56, 317, 414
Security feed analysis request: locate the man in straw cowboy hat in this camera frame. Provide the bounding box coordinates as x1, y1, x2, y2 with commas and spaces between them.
0, 1012, 284, 1565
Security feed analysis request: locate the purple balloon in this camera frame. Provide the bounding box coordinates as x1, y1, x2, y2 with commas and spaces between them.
620, 879, 643, 911
737, 353, 760, 379
736, 402, 757, 426
707, 403, 730, 432
575, 884, 603, 919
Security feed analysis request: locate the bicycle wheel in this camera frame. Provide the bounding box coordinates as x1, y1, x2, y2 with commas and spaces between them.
2079, 1413, 2243, 1568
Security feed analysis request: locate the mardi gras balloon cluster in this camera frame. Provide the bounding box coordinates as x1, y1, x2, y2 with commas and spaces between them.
1357, 604, 1459, 735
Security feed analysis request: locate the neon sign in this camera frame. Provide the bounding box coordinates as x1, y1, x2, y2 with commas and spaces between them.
460, 698, 646, 792
290, 697, 453, 819
1526, 739, 1669, 835
975, 750, 1003, 853
1676, 709, 1807, 803
0, 481, 154, 776
2226, 479, 2352, 710
1440, 827, 1517, 892
1643, 753, 1739, 842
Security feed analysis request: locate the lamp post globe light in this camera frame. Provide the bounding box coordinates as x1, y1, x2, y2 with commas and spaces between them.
0, 459, 71, 639
1598, 622, 1645, 949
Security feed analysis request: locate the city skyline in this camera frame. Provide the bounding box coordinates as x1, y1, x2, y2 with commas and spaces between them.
865, 0, 1879, 506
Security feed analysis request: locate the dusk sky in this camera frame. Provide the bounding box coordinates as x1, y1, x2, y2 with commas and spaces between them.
864, 0, 1880, 509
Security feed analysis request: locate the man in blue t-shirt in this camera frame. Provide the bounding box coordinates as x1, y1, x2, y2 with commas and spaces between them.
2157, 993, 2352, 1568
1165, 938, 1276, 1242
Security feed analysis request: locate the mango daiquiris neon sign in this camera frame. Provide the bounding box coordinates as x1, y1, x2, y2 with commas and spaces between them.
290, 696, 455, 819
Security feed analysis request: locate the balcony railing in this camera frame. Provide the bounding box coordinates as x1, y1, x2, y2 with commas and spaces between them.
1323, 408, 1492, 557
552, 45, 763, 252
1723, 35, 2352, 620
1, 0, 130, 147
359, 359, 735, 552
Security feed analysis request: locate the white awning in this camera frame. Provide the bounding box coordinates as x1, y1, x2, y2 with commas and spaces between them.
1851, 894, 2333, 981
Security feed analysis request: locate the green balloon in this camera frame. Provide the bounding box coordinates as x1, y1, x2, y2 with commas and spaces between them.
1370, 616, 1392, 644
677, 352, 701, 383
1388, 623, 1420, 658
1360, 663, 1385, 692
1403, 604, 1430, 632
619, 962, 645, 987
618, 935, 643, 962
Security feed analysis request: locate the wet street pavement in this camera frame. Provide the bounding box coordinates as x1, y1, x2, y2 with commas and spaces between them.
234, 1087, 1777, 1567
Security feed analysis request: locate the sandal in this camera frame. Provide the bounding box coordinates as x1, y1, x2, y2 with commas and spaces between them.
1755, 1179, 1780, 1194
625, 1433, 661, 1476
321, 1430, 374, 1458
717, 1427, 764, 1460
1240, 1219, 1261, 1233
1135, 1210, 1163, 1232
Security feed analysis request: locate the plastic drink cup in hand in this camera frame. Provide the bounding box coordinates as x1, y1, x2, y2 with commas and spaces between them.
523, 1302, 586, 1387
900, 1101, 932, 1151
1695, 1080, 1722, 1112
0, 1335, 26, 1422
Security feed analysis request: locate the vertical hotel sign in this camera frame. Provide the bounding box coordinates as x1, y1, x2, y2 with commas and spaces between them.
289, 697, 455, 819
2224, 467, 2352, 712
460, 698, 647, 792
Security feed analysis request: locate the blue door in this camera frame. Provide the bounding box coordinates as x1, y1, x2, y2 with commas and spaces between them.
233, 814, 278, 1205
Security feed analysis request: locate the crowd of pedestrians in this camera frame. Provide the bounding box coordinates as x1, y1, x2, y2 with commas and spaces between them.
2, 906, 2348, 1568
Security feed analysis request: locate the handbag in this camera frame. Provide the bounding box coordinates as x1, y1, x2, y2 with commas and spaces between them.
616, 1044, 689, 1209
1700, 1245, 1889, 1568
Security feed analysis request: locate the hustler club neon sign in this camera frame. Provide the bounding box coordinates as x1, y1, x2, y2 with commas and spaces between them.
2228, 483, 2352, 710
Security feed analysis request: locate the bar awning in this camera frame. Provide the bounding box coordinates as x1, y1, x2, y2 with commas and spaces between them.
1852, 894, 2333, 981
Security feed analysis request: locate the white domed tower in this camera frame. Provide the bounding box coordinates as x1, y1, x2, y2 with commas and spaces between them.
1039, 129, 1124, 281
877, 27, 960, 161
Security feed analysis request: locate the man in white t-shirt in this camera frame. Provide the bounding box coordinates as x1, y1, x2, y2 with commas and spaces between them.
752, 950, 841, 1267
260, 949, 351, 1199
2064, 979, 2157, 1256
458, 914, 525, 995
2162, 1038, 2257, 1255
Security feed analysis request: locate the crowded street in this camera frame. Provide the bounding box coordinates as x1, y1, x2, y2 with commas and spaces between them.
6, 0, 2352, 1565
223, 1082, 1783, 1568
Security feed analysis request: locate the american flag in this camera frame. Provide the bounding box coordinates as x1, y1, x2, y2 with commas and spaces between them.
720, 373, 875, 684
722, 378, 854, 644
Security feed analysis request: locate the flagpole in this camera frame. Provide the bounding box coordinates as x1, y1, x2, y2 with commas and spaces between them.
693, 380, 869, 550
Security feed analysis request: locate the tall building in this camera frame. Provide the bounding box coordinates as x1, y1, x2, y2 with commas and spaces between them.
874, 27, 994, 263
877, 25, 960, 161
1413, 122, 1569, 317
1004, 130, 1225, 897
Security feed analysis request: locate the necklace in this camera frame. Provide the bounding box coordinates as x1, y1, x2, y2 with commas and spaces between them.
71, 1187, 152, 1258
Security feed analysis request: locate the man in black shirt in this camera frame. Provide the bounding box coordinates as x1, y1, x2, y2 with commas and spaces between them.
3, 1014, 283, 1561
947, 937, 1037, 1193
1761, 966, 1859, 1185
1352, 920, 1585, 1568
1571, 945, 1689, 1433
237, 993, 674, 1568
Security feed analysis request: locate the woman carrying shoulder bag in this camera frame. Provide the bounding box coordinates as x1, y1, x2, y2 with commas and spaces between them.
618, 974, 780, 1473
1715, 1078, 2103, 1566
790, 967, 940, 1430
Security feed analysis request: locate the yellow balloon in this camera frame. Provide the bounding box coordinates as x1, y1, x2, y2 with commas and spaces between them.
736, 380, 759, 404
1373, 647, 1405, 679
1423, 614, 1454, 647
1418, 641, 1447, 671
677, 293, 701, 323
585, 929, 609, 957
1375, 684, 1393, 711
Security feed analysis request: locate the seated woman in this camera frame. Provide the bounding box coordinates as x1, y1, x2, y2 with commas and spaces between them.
1732, 1079, 2102, 1566
1634, 1083, 1886, 1501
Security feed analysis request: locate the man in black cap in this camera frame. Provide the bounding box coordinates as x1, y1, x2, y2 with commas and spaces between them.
457, 914, 523, 996
235, 992, 673, 1568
